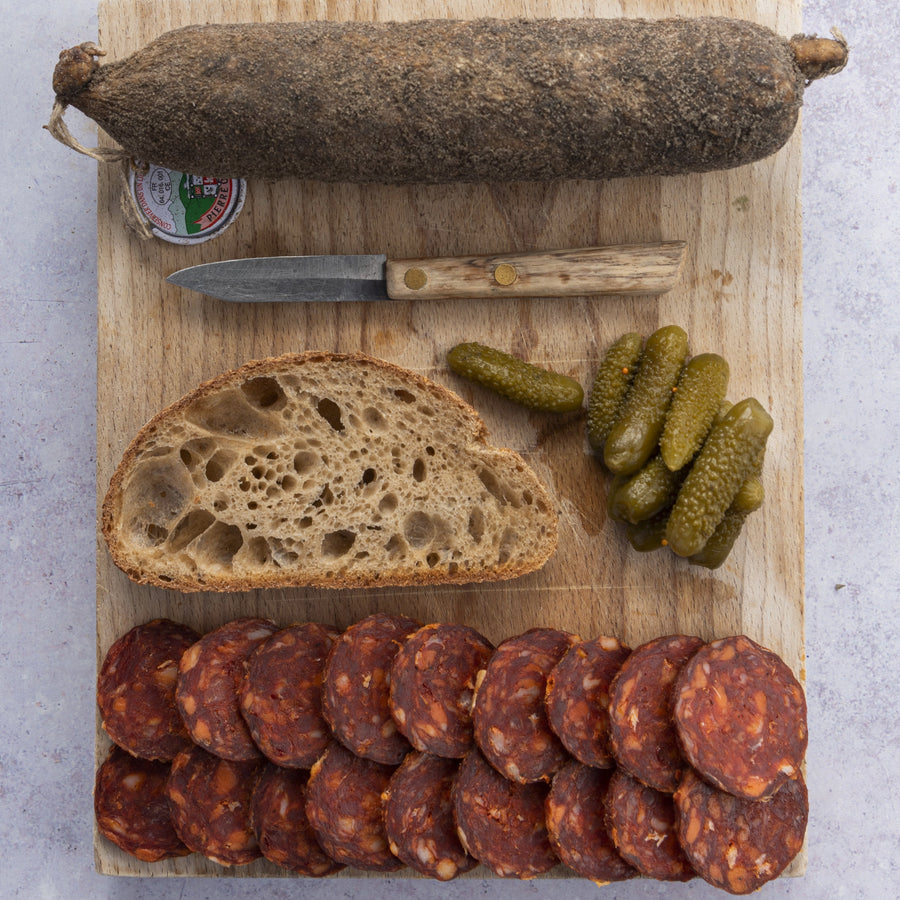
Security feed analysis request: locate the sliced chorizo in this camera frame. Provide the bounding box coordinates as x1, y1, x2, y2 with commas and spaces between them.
94, 744, 190, 862
382, 751, 476, 880
97, 618, 200, 761
673, 634, 808, 800
545, 761, 637, 884
239, 622, 340, 768
674, 767, 808, 894
389, 622, 494, 758
304, 741, 403, 872
605, 768, 695, 882
608, 634, 705, 792
452, 749, 557, 879
472, 627, 578, 783
545, 635, 631, 768
175, 617, 278, 761
250, 763, 344, 876
165, 743, 264, 866
322, 612, 420, 764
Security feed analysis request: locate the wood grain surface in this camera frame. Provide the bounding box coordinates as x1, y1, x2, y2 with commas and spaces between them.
93, 0, 806, 879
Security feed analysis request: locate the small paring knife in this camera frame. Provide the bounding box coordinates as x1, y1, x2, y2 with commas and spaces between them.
166, 242, 687, 303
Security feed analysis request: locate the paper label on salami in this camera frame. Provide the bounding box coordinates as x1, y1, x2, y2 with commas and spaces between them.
129, 164, 246, 244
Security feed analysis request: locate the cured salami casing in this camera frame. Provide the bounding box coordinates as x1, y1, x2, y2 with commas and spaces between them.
165, 744, 264, 866
305, 741, 403, 872
452, 749, 557, 878
605, 768, 695, 882
382, 751, 476, 880
545, 761, 637, 884
250, 763, 344, 876
473, 628, 578, 783
674, 768, 808, 894
545, 635, 631, 768
240, 623, 340, 768
673, 634, 808, 800
94, 745, 190, 862
322, 612, 420, 764
608, 634, 705, 792
97, 618, 200, 760
176, 617, 278, 761
389, 623, 494, 758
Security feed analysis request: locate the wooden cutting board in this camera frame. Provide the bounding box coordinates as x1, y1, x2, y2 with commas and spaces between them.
93, 0, 805, 879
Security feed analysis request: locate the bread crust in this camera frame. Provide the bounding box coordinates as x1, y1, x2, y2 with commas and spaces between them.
101, 351, 558, 592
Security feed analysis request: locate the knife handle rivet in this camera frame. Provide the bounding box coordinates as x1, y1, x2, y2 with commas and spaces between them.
404, 267, 428, 290
493, 263, 518, 286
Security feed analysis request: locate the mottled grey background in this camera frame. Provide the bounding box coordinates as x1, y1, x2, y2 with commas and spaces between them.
2, 1, 897, 898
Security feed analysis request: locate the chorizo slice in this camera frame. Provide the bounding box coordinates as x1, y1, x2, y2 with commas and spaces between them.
545, 761, 637, 884
545, 635, 631, 768
239, 622, 340, 768
94, 745, 190, 862
250, 763, 344, 876
672, 635, 808, 800
175, 617, 278, 761
452, 749, 557, 879
472, 627, 579, 783
322, 612, 420, 764
674, 768, 808, 895
97, 618, 200, 761
605, 768, 695, 882
165, 744, 264, 866
389, 622, 494, 758
304, 741, 403, 872
608, 634, 705, 792
382, 751, 476, 880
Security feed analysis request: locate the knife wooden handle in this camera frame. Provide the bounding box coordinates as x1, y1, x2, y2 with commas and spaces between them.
384, 242, 687, 301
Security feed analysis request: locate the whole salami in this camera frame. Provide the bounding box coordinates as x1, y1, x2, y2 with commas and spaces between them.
605, 768, 695, 882
240, 623, 340, 768
322, 612, 420, 764
382, 751, 476, 880
545, 761, 637, 884
452, 749, 557, 879
673, 635, 808, 800
250, 763, 344, 877
674, 768, 809, 894
389, 623, 494, 758
94, 745, 190, 862
97, 618, 200, 761
608, 634, 705, 792
176, 617, 278, 761
305, 741, 403, 872
545, 635, 631, 768
473, 627, 578, 783
165, 744, 264, 866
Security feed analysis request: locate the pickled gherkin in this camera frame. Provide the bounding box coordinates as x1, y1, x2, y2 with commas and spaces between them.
660, 353, 730, 471
603, 325, 689, 475
607, 455, 685, 525
626, 512, 670, 552
666, 397, 773, 557
447, 342, 584, 412
587, 332, 643, 452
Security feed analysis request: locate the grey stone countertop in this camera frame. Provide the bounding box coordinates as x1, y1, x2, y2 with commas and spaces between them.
2, 2, 897, 898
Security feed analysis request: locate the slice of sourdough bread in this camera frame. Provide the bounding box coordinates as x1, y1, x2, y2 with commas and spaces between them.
101, 352, 558, 592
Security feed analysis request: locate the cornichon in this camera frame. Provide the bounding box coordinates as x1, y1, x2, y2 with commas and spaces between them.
626, 513, 670, 553
660, 353, 730, 471
447, 342, 584, 413
607, 455, 685, 525
688, 469, 766, 567
587, 332, 643, 452
666, 397, 773, 557
603, 325, 689, 475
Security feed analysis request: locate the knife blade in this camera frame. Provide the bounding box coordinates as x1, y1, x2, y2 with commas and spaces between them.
166, 242, 687, 303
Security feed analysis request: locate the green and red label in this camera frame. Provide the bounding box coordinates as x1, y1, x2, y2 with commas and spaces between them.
131, 165, 246, 244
